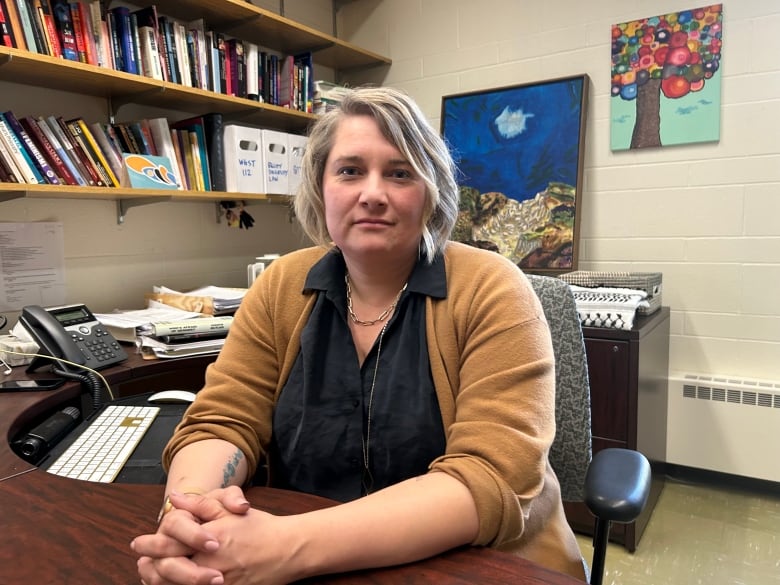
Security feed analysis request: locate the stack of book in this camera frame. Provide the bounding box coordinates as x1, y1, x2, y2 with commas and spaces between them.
137, 315, 233, 359
0, 1, 315, 111
0, 110, 121, 187
313, 80, 350, 114
0, 109, 228, 193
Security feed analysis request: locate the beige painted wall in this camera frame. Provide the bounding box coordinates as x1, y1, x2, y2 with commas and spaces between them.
336, 0, 780, 381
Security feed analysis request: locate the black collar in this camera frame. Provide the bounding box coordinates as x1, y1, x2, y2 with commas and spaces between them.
303, 248, 447, 300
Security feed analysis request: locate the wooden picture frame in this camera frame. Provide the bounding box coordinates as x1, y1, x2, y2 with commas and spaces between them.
441, 74, 589, 273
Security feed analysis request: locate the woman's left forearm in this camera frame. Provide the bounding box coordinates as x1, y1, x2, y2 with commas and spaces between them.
289, 471, 479, 579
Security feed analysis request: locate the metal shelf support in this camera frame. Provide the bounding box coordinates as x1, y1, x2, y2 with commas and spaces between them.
116, 197, 169, 224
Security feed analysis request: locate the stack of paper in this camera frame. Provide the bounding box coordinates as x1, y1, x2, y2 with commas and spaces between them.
145, 285, 247, 316
94, 305, 205, 343
136, 315, 233, 359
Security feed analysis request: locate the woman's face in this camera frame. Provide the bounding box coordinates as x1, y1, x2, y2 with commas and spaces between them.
322, 115, 427, 264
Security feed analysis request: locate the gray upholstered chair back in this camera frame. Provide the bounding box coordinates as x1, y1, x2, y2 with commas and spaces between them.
526, 274, 592, 501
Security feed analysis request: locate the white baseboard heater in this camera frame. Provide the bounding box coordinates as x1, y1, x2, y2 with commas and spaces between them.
667, 373, 780, 483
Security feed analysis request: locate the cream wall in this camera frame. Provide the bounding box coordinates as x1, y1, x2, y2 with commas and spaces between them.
337, 0, 780, 381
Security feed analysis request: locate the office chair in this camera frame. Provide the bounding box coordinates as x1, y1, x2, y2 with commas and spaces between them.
526, 274, 652, 585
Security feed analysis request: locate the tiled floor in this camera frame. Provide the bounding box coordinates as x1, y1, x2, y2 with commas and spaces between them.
576, 477, 780, 584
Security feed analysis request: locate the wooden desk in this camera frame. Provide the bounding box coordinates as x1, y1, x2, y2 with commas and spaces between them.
0, 356, 583, 584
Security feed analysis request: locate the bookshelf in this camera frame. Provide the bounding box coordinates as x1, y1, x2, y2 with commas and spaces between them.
0, 0, 391, 217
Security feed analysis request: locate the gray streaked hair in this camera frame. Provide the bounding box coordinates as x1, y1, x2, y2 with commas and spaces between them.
293, 86, 459, 263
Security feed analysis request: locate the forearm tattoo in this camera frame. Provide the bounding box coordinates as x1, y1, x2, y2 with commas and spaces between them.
222, 449, 245, 487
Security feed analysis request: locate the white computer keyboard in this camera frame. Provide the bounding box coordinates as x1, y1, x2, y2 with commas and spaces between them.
46, 404, 160, 483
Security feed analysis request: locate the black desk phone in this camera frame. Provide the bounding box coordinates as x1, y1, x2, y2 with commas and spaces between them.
19, 304, 128, 373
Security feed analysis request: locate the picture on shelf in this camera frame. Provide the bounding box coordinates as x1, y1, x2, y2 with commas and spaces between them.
441, 75, 589, 273
120, 154, 181, 190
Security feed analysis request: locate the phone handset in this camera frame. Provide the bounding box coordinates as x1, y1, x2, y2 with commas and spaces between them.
20, 305, 87, 372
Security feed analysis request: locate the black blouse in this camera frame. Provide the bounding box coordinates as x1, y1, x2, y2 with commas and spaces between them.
269, 250, 447, 501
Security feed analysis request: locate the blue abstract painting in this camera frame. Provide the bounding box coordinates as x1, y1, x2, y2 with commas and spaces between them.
442, 75, 589, 272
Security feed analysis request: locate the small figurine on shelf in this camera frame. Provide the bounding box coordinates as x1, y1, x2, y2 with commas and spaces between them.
220, 200, 255, 229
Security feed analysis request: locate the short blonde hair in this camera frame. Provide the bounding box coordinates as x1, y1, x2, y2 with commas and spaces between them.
293, 86, 458, 263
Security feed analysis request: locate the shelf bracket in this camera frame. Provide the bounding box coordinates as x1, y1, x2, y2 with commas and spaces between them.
0, 53, 12, 67
0, 191, 26, 203
116, 197, 167, 224
220, 13, 263, 35
109, 86, 168, 119
216, 202, 223, 223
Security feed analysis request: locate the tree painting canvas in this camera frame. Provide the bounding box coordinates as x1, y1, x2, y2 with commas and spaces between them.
611, 4, 723, 150
441, 75, 589, 273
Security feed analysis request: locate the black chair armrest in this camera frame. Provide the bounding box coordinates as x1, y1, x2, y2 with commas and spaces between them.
584, 448, 652, 523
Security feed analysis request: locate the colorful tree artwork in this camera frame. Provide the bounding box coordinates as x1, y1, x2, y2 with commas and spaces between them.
610, 4, 723, 150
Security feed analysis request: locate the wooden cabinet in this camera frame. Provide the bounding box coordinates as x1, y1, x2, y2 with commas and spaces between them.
563, 307, 670, 552
0, 1, 390, 205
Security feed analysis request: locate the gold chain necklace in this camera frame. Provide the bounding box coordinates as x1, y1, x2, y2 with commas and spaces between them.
361, 322, 387, 494
345, 273, 407, 326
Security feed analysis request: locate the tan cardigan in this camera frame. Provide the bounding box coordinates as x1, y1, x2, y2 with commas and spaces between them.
164, 242, 585, 579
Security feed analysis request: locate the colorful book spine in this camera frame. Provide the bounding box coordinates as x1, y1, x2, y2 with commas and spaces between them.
109, 5, 135, 74
0, 148, 17, 182
169, 127, 187, 189
51, 0, 78, 60
16, 0, 40, 52
80, 120, 119, 186
54, 116, 102, 185
87, 0, 107, 67
66, 118, 117, 187
0, 129, 24, 182
0, 0, 15, 47
20, 115, 76, 184
128, 11, 141, 75
188, 129, 204, 190
185, 27, 198, 88
127, 121, 153, 155
65, 0, 86, 61
133, 5, 162, 80
175, 128, 196, 190
205, 29, 219, 93
33, 0, 63, 57
88, 121, 123, 179
2, 110, 59, 184
0, 112, 42, 183
173, 20, 190, 87
157, 16, 178, 84
172, 117, 211, 191
201, 113, 225, 192
38, 115, 88, 185
216, 32, 227, 94
0, 0, 26, 49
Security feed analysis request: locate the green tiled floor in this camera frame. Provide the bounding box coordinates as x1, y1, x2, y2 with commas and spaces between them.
576, 478, 780, 584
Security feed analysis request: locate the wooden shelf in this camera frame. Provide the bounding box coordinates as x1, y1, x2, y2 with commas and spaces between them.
0, 183, 293, 224
0, 182, 291, 201
144, 0, 391, 70
0, 47, 319, 132
0, 1, 389, 212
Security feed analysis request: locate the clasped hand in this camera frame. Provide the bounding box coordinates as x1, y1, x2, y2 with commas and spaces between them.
131, 487, 300, 585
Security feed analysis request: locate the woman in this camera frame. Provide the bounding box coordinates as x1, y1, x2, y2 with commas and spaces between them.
131, 86, 585, 584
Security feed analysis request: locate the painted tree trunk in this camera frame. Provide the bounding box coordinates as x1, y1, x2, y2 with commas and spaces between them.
630, 78, 662, 149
